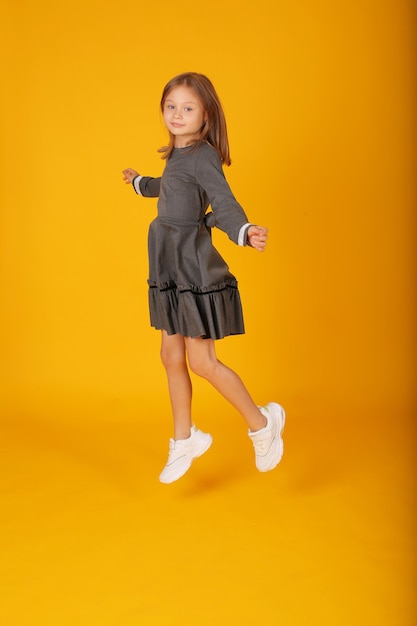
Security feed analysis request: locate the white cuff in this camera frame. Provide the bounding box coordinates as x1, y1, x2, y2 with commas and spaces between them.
133, 175, 143, 195
238, 223, 253, 246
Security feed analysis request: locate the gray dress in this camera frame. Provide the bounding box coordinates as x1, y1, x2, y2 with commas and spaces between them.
134, 142, 250, 339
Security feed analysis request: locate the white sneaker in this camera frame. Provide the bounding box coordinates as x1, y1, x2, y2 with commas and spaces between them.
248, 402, 286, 472
159, 426, 213, 484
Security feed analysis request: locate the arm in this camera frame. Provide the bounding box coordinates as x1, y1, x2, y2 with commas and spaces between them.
195, 147, 268, 250
122, 168, 161, 197
195, 148, 247, 244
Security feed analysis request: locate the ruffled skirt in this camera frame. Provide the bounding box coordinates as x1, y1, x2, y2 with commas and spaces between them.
147, 217, 245, 339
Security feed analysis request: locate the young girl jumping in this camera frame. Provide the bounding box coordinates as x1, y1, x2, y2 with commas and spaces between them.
122, 72, 285, 484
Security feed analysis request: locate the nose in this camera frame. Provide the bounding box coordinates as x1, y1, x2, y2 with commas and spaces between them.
174, 109, 182, 119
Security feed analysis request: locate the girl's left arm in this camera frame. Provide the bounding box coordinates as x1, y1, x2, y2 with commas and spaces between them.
195, 147, 268, 251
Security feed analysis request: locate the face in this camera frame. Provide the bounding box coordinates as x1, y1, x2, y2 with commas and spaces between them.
163, 85, 206, 148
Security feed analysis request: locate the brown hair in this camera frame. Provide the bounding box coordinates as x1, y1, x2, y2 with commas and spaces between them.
158, 72, 231, 166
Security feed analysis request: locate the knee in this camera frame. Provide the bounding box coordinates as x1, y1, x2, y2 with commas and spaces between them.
160, 344, 186, 371
187, 353, 217, 380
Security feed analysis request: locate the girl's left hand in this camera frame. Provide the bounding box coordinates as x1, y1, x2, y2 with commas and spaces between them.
247, 225, 268, 251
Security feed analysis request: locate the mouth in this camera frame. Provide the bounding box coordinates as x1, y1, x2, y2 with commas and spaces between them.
171, 123, 184, 128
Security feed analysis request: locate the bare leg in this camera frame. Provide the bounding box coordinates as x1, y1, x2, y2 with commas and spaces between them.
160, 331, 193, 440
184, 336, 266, 432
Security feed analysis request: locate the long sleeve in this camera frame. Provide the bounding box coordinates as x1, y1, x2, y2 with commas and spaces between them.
194, 145, 249, 245
132, 175, 161, 197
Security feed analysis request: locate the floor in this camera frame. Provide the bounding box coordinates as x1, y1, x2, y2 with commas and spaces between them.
1, 393, 415, 625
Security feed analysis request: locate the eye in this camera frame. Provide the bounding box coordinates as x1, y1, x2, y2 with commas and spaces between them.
166, 104, 175, 110
184, 107, 193, 112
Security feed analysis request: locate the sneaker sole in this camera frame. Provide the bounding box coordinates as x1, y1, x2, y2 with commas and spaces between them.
257, 402, 285, 472
159, 434, 213, 484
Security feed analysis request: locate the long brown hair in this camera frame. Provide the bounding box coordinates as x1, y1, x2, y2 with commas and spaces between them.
158, 72, 231, 166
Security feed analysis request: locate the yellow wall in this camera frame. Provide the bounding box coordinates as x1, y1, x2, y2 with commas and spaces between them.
0, 2, 415, 413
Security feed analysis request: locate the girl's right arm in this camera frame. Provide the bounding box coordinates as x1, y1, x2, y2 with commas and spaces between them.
122, 168, 161, 197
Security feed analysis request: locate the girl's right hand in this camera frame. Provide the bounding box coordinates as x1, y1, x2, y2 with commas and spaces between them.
122, 168, 139, 184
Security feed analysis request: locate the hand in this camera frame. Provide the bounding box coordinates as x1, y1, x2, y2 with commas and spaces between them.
122, 168, 139, 184
247, 225, 268, 251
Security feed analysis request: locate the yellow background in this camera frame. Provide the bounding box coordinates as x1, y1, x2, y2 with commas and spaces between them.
0, 1, 415, 625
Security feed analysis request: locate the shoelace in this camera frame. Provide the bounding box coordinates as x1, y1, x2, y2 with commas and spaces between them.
253, 436, 272, 453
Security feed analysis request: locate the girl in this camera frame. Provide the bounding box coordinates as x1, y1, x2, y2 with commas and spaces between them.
122, 72, 285, 484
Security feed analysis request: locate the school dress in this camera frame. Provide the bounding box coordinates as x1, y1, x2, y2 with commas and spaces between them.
132, 141, 252, 340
